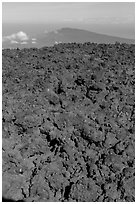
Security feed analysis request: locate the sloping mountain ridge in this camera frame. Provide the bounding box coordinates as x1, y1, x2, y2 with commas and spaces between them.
2, 27, 134, 49
37, 28, 134, 46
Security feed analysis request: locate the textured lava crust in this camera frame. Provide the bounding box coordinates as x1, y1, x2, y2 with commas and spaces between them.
2, 42, 135, 202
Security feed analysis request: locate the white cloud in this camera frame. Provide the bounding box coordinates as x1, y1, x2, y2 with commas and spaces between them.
10, 40, 19, 44
32, 41, 36, 44
32, 38, 36, 41
54, 41, 62, 45
17, 31, 29, 41
20, 41, 28, 44
3, 31, 29, 42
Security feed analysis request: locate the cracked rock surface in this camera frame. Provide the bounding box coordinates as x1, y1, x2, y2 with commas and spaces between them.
2, 42, 135, 202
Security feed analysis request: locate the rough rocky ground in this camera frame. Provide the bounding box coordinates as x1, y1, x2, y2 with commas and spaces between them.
2, 42, 135, 202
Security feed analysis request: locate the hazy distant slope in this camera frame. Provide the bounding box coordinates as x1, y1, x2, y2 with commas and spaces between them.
37, 28, 134, 46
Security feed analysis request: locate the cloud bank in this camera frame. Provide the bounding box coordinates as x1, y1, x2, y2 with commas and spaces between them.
3, 31, 29, 43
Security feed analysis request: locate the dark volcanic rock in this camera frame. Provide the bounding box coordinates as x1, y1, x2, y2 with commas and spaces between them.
2, 42, 135, 202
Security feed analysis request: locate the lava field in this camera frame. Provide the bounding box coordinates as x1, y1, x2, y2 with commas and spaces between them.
2, 42, 135, 202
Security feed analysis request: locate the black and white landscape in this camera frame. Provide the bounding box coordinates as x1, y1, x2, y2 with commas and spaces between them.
2, 2, 135, 202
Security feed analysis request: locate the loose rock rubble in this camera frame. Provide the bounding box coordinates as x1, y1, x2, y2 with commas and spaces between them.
2, 42, 135, 202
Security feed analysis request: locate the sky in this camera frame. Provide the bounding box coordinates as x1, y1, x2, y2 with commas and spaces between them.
2, 2, 135, 39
